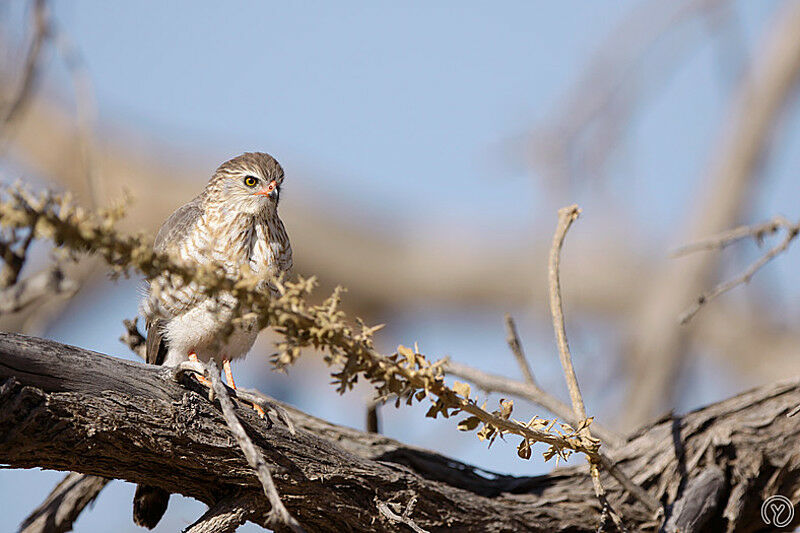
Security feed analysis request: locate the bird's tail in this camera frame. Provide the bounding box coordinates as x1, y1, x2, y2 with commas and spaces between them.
133, 484, 170, 529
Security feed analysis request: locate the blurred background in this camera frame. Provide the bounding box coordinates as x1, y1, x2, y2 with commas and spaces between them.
2, 1, 800, 531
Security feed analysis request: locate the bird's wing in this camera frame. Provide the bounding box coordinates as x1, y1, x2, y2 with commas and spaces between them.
153, 197, 203, 254
145, 197, 203, 365
145, 318, 168, 365
273, 217, 293, 273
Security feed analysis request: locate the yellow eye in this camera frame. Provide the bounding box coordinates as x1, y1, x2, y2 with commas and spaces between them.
243, 175, 258, 187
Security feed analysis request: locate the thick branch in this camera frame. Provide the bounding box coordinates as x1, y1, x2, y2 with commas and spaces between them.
2, 333, 799, 531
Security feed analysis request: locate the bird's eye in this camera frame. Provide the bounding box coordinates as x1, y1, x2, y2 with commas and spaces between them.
243, 175, 259, 187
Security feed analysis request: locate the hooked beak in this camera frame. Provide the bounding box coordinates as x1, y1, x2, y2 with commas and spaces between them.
253, 180, 278, 197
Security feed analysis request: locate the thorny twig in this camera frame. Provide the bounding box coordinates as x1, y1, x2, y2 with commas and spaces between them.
0, 187, 603, 461
677, 216, 800, 324
443, 359, 624, 448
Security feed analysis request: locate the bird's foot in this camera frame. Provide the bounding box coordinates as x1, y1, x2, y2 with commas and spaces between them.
235, 388, 295, 433
251, 401, 266, 418
171, 360, 214, 401
188, 352, 212, 387
221, 357, 265, 419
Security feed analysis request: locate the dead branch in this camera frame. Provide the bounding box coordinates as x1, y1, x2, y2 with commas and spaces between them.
624, 0, 800, 429
504, 314, 537, 386
18, 472, 109, 533
546, 205, 634, 530
3, 332, 800, 531
199, 359, 303, 532
676, 216, 800, 323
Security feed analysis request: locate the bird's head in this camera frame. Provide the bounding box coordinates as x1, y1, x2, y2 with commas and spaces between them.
207, 152, 284, 215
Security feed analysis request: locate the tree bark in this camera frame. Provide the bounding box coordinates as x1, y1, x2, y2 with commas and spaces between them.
1, 332, 798, 532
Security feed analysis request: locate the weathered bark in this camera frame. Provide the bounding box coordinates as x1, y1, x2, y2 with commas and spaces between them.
1, 332, 799, 532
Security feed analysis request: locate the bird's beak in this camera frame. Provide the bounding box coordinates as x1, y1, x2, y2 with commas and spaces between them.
253, 180, 278, 197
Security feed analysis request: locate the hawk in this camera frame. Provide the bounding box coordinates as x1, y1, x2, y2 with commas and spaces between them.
133, 152, 292, 529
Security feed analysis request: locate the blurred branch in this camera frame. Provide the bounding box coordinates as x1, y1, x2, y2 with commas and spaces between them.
19, 472, 109, 533
0, 0, 49, 132
677, 215, 800, 324
624, 1, 800, 429
0, 266, 76, 315
527, 0, 726, 187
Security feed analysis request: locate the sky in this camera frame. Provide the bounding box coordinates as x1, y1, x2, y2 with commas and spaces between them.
2, 1, 799, 532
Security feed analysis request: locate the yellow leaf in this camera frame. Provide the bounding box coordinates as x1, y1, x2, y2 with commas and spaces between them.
452, 381, 471, 399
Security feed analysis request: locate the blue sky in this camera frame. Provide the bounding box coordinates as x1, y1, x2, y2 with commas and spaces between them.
3, 1, 799, 531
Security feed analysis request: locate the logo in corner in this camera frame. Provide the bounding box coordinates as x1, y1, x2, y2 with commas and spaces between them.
761, 495, 794, 528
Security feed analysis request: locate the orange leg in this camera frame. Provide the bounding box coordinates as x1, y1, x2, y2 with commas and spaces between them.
223, 357, 265, 418
188, 352, 211, 387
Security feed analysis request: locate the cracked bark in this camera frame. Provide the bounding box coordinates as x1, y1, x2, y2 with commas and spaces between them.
1, 332, 799, 532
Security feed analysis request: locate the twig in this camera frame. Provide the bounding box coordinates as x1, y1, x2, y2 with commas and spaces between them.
678, 217, 800, 324
547, 205, 632, 530
548, 205, 587, 420
367, 400, 380, 433
19, 472, 109, 533
444, 359, 623, 448
120, 317, 147, 359
202, 360, 304, 533
375, 496, 430, 533
671, 215, 794, 257
504, 313, 537, 386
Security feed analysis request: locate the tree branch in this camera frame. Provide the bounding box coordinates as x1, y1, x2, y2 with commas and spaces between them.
3, 332, 798, 530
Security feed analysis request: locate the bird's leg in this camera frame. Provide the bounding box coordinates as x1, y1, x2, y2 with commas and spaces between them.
188, 351, 212, 387
222, 357, 265, 418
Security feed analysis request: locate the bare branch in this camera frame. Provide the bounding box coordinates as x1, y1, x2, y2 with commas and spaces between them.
671, 215, 795, 257
201, 359, 304, 533
548, 205, 587, 421
504, 313, 537, 386
624, 0, 800, 428
676, 216, 800, 324
19, 472, 109, 533
547, 205, 660, 525
4, 333, 800, 531
183, 492, 263, 533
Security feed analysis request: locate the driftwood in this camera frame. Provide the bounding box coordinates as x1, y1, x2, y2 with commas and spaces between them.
1, 332, 799, 532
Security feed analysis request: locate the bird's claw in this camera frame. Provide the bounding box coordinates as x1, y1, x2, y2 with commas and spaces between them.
172, 361, 214, 400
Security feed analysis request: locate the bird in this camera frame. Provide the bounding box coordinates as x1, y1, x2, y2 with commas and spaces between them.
133, 152, 292, 529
